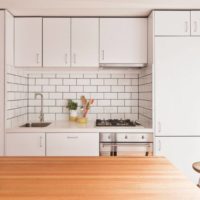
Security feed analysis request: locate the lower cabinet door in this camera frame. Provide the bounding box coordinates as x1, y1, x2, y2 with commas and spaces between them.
46, 133, 99, 156
155, 137, 200, 184
5, 133, 45, 156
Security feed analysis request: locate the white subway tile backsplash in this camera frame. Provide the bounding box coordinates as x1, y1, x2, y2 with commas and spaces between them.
29, 85, 42, 92
70, 85, 83, 92
118, 93, 131, 100
43, 85, 56, 92
118, 107, 131, 113
49, 107, 63, 113
36, 79, 48, 85
56, 85, 70, 92
104, 79, 117, 85
91, 79, 104, 85
6, 70, 143, 128
111, 100, 124, 106
118, 79, 132, 85
104, 93, 117, 99
112, 86, 124, 92
104, 107, 117, 113
49, 79, 62, 85
70, 74, 83, 78
98, 86, 111, 92
98, 100, 110, 106
112, 74, 124, 78
84, 74, 97, 78
98, 74, 111, 78
91, 93, 104, 99
63, 93, 77, 99
42, 74, 56, 78
77, 79, 90, 85
63, 79, 76, 85
84, 86, 97, 92
56, 74, 69, 78
49, 93, 62, 99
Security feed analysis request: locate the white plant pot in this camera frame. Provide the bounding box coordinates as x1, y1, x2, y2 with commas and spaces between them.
70, 110, 78, 118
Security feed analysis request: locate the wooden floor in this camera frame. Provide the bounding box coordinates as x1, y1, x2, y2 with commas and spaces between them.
0, 157, 200, 200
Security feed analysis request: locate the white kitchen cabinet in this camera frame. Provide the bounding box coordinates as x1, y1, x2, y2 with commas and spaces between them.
154, 11, 190, 36
43, 18, 71, 67
0, 11, 5, 156
71, 18, 99, 67
191, 11, 200, 35
46, 133, 99, 156
154, 37, 200, 136
15, 18, 42, 67
5, 11, 14, 66
155, 137, 200, 184
100, 18, 147, 65
5, 133, 45, 156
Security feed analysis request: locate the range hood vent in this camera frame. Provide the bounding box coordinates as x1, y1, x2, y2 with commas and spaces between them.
99, 63, 147, 68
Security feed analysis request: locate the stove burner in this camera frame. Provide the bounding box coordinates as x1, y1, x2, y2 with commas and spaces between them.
96, 119, 140, 127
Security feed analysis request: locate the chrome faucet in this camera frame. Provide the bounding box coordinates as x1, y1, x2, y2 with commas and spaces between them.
35, 92, 44, 123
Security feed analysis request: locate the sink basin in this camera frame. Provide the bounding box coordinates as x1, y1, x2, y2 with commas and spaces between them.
20, 122, 51, 128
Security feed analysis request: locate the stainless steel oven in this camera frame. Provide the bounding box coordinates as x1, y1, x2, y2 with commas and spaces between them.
100, 133, 153, 156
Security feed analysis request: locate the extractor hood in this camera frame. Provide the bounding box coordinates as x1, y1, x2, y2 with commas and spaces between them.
99, 63, 147, 68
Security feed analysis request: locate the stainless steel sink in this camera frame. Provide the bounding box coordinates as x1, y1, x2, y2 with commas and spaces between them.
20, 122, 51, 128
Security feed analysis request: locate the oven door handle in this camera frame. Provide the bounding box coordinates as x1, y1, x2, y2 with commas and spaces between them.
102, 143, 151, 147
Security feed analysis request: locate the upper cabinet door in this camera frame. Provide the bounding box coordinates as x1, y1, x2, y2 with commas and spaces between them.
71, 18, 99, 67
100, 18, 147, 64
43, 18, 70, 67
154, 11, 190, 36
191, 11, 200, 36
15, 18, 42, 67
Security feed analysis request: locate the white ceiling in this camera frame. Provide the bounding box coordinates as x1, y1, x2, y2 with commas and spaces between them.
1, 0, 200, 16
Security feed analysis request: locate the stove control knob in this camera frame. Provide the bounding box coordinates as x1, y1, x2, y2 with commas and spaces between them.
141, 135, 144, 139
125, 135, 128, 139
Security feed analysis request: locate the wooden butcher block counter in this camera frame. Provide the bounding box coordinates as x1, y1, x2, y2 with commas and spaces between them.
0, 157, 200, 200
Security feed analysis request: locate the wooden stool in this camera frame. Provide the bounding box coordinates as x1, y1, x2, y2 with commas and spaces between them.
192, 162, 200, 188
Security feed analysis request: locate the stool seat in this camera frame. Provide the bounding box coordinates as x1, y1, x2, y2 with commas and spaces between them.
193, 162, 200, 173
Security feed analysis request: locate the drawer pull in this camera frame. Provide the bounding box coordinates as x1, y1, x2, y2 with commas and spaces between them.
67, 136, 79, 139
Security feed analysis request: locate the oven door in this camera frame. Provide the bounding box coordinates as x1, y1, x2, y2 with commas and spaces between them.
100, 142, 153, 156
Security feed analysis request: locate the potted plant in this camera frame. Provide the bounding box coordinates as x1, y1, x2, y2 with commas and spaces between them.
66, 99, 78, 121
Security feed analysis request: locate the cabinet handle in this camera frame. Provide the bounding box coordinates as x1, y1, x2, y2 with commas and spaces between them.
39, 136, 43, 148
73, 54, 76, 64
65, 54, 68, 65
67, 136, 79, 139
184, 21, 189, 33
158, 140, 161, 151
36, 53, 40, 64
194, 21, 198, 32
158, 122, 161, 133
101, 50, 104, 60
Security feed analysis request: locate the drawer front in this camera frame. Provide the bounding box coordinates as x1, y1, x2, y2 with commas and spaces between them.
46, 133, 99, 156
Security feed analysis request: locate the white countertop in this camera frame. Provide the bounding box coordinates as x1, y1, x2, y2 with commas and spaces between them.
6, 120, 153, 133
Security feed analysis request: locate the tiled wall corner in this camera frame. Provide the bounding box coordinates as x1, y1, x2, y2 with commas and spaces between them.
6, 65, 28, 128
138, 65, 152, 128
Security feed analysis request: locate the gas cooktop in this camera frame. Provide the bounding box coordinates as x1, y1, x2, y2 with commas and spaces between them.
96, 119, 140, 127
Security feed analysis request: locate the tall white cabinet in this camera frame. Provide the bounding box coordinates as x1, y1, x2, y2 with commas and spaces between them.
43, 18, 71, 67
15, 18, 42, 67
71, 18, 99, 67
155, 37, 200, 136
155, 137, 200, 184
153, 11, 200, 184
